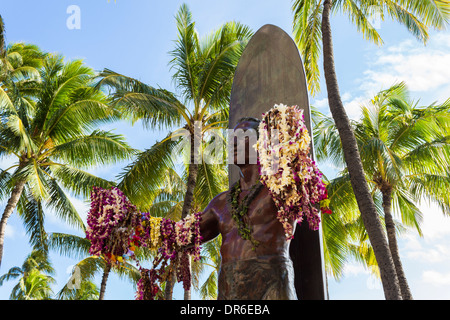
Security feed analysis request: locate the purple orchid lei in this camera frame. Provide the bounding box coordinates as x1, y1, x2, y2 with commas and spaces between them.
256, 104, 332, 239
86, 186, 203, 300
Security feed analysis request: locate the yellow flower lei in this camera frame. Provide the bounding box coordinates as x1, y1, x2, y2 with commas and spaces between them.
149, 216, 162, 249
255, 104, 329, 238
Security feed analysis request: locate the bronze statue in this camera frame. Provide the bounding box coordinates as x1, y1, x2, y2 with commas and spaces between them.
224, 24, 327, 300
198, 118, 297, 300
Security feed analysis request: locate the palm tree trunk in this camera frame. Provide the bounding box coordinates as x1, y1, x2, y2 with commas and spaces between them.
183, 256, 192, 300
164, 270, 177, 300
165, 128, 200, 300
321, 0, 402, 300
0, 14, 6, 58
181, 127, 200, 219
0, 179, 26, 267
180, 131, 200, 301
382, 189, 413, 300
99, 263, 111, 300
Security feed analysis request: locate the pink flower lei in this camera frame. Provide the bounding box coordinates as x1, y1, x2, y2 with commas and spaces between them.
86, 187, 203, 300
256, 104, 332, 239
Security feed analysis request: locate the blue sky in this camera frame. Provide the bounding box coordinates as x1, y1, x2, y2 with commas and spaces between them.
1, 0, 450, 300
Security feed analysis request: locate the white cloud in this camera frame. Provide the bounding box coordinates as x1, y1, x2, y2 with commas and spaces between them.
341, 92, 352, 102
418, 202, 450, 241
311, 97, 329, 110
313, 32, 450, 122
0, 156, 17, 172
336, 32, 450, 126
312, 93, 367, 120
358, 33, 450, 103
407, 243, 450, 264
403, 201, 450, 262
363, 51, 450, 93
4, 224, 15, 239
422, 270, 450, 287
343, 95, 367, 120
343, 262, 371, 277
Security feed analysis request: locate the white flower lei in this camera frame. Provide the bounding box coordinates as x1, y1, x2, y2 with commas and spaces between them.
255, 104, 327, 239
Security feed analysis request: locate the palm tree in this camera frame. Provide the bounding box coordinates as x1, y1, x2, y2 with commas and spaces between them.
312, 107, 380, 281
313, 82, 450, 300
292, 0, 450, 300
0, 52, 135, 266
48, 232, 140, 300
96, 3, 251, 299
0, 249, 55, 300
198, 236, 222, 300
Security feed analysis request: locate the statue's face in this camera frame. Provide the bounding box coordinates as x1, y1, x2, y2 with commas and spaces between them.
232, 121, 259, 166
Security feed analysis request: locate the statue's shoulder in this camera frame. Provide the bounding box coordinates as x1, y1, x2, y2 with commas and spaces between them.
205, 190, 229, 210
203, 190, 229, 218
211, 190, 230, 204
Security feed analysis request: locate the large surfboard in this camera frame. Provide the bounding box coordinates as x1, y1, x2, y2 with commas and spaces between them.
229, 24, 327, 300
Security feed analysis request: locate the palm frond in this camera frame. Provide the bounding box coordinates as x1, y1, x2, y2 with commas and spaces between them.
197, 21, 252, 111
0, 168, 12, 201
96, 69, 187, 129
44, 88, 117, 142
45, 177, 85, 231
340, 0, 384, 45
16, 185, 47, 251
0, 14, 5, 58
49, 129, 136, 169
55, 256, 104, 300
51, 165, 116, 199
117, 133, 182, 206
32, 55, 94, 136
0, 267, 22, 286
396, 0, 450, 30
169, 3, 201, 104
48, 232, 91, 260
292, 0, 323, 96
311, 107, 346, 168
408, 172, 450, 216
392, 187, 424, 235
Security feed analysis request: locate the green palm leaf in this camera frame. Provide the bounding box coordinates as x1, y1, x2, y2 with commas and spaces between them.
51, 165, 116, 198
45, 177, 85, 231
16, 185, 47, 251
170, 3, 201, 104
50, 130, 136, 168
117, 133, 181, 207
292, 0, 324, 96
97, 69, 187, 129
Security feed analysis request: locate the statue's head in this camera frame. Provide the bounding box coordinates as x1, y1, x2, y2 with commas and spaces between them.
231, 117, 261, 166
